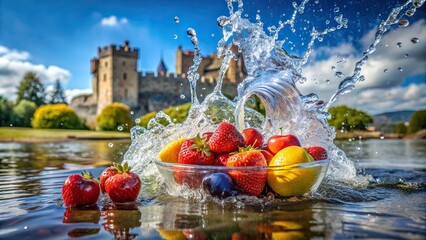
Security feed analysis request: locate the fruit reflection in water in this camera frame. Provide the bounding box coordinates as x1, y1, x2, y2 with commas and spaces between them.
101, 204, 141, 239
63, 206, 101, 238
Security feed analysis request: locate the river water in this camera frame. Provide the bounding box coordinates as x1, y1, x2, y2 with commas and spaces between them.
0, 139, 424, 239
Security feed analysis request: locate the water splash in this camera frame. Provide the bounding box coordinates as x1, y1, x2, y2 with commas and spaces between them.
123, 0, 425, 199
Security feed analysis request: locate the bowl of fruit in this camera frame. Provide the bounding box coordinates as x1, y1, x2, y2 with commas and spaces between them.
155, 122, 329, 199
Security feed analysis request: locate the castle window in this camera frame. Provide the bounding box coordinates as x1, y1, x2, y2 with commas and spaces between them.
124, 89, 128, 100
123, 73, 127, 80
103, 74, 107, 82
105, 61, 108, 67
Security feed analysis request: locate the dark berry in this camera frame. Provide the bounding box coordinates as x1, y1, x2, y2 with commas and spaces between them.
202, 173, 239, 199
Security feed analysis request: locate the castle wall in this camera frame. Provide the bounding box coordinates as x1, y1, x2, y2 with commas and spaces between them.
112, 55, 138, 108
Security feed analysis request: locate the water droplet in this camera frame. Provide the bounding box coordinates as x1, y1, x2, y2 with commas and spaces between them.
117, 125, 123, 131
384, 69, 388, 73
397, 67, 403, 72
211, 33, 215, 37
130, 111, 134, 115
173, 34, 178, 40
315, 0, 319, 3
24, 226, 28, 230
180, 94, 186, 99
174, 16, 180, 23
335, 71, 344, 78
325, 79, 330, 84
331, 66, 336, 71
325, 20, 330, 25
413, 0, 423, 8
398, 18, 409, 27
318, 37, 323, 42
404, 53, 409, 58
244, 13, 248, 17
186, 28, 196, 37
396, 42, 402, 48
411, 37, 419, 43
359, 75, 365, 81
333, 7, 340, 13
405, 7, 416, 16
135, 118, 141, 124
380, 136, 385, 140
108, 143, 114, 148
190, 36, 198, 45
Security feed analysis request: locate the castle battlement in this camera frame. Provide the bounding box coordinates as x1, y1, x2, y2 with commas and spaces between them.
97, 40, 139, 58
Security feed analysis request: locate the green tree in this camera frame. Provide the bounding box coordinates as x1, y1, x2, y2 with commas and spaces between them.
12, 100, 37, 127
32, 103, 85, 129
17, 72, 46, 106
49, 79, 67, 104
96, 102, 133, 131
394, 122, 407, 134
408, 110, 426, 133
0, 96, 14, 126
328, 105, 373, 131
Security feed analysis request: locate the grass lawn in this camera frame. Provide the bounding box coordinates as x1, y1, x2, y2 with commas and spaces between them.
0, 127, 130, 141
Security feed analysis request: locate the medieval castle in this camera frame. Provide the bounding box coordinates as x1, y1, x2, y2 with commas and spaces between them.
70, 41, 246, 125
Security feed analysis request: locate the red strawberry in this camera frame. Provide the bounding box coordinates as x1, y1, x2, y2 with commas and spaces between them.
242, 128, 264, 148
100, 166, 118, 193
104, 162, 141, 203
62, 171, 100, 207
215, 153, 231, 166
226, 148, 267, 196
202, 132, 214, 142
178, 134, 215, 165
209, 122, 245, 154
305, 146, 328, 160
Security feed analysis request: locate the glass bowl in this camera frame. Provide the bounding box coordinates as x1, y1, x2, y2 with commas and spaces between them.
154, 159, 329, 198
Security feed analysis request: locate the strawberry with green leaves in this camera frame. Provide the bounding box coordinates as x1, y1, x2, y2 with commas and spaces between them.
178, 134, 215, 165
62, 171, 100, 207
209, 122, 245, 154
100, 166, 118, 193
104, 162, 141, 203
226, 147, 268, 196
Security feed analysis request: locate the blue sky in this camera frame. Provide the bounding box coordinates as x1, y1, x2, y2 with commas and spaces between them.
0, 0, 425, 114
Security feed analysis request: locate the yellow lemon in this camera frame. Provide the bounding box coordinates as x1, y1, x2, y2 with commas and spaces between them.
267, 146, 320, 197
158, 138, 187, 163
156, 229, 186, 240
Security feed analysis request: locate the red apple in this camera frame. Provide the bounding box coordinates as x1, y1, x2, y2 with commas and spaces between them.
305, 146, 328, 160
242, 128, 264, 148
266, 134, 301, 154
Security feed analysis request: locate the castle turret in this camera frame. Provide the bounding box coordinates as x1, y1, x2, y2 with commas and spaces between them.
93, 40, 139, 114
157, 57, 168, 76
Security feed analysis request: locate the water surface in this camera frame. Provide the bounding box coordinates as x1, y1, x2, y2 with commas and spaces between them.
0, 139, 424, 239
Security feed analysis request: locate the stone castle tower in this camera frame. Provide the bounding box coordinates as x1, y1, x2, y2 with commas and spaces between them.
71, 41, 246, 127
91, 41, 139, 114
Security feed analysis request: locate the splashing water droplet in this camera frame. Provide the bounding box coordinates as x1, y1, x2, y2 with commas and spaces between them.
180, 94, 186, 99
335, 71, 344, 78
398, 18, 409, 27
331, 66, 336, 71
187, 28, 196, 37
404, 53, 409, 57
24, 226, 28, 230
396, 42, 402, 48
325, 79, 330, 84
108, 143, 114, 148
380, 136, 385, 140
398, 67, 403, 72
413, 0, 423, 8
174, 16, 180, 23
173, 34, 178, 40
384, 69, 388, 73
211, 33, 215, 37
117, 125, 124, 131
325, 20, 330, 25
359, 75, 365, 81
334, 7, 339, 12
130, 111, 134, 115
411, 37, 419, 43
405, 7, 416, 16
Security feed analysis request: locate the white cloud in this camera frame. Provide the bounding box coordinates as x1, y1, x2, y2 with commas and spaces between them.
299, 19, 426, 114
100, 16, 129, 27
0, 45, 70, 99
64, 88, 93, 103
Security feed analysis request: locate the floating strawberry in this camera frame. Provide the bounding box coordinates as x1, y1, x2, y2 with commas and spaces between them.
62, 171, 100, 207
104, 162, 141, 203
215, 153, 231, 166
226, 148, 267, 196
99, 166, 118, 193
178, 134, 214, 165
209, 122, 245, 154
305, 146, 328, 160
